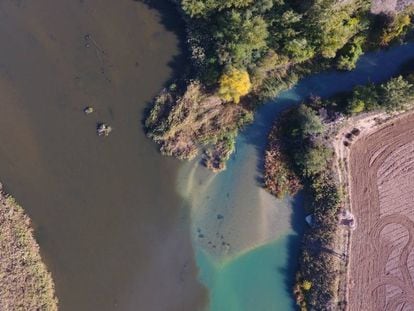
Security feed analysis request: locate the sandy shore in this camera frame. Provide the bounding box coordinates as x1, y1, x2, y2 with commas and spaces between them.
178, 143, 299, 260
0, 184, 57, 310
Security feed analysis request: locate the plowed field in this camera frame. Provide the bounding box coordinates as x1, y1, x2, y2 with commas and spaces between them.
348, 113, 414, 310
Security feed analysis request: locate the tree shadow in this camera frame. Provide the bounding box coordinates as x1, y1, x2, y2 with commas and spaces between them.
133, 0, 191, 128
134, 0, 189, 84
279, 192, 306, 310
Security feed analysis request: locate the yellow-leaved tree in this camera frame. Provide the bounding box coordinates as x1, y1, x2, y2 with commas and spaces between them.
218, 68, 251, 103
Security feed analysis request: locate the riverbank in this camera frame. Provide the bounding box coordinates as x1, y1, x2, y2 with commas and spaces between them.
264, 71, 414, 309
146, 0, 414, 171
0, 184, 57, 310
181, 43, 414, 310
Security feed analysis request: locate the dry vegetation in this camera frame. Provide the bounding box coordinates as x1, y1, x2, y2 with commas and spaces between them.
264, 121, 302, 198
0, 185, 57, 311
145, 82, 253, 171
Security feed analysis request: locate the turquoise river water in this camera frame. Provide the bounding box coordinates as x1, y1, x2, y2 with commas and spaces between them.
179, 43, 414, 311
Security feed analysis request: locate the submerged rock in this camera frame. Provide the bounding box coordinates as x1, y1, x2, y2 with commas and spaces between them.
97, 123, 112, 136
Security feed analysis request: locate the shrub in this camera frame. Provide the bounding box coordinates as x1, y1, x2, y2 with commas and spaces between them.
302, 280, 312, 291
380, 13, 411, 46
347, 98, 365, 114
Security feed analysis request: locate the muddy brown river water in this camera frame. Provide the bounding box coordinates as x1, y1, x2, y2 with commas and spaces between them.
0, 0, 206, 310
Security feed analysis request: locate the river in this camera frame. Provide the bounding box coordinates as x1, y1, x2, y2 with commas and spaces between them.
179, 43, 414, 311
0, 1, 206, 310
1, 1, 414, 310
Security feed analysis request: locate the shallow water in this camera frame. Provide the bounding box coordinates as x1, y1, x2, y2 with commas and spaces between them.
0, 1, 206, 310
196, 236, 300, 311
181, 43, 414, 310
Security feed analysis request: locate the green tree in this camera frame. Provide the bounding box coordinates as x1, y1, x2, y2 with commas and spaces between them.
380, 13, 411, 46
307, 0, 364, 59
296, 144, 331, 177
294, 105, 324, 138
283, 38, 315, 63
348, 84, 380, 111
214, 11, 269, 66
336, 36, 364, 71
380, 76, 414, 110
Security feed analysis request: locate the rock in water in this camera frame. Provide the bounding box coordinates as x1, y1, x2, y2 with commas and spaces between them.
84, 106, 94, 114
97, 123, 112, 136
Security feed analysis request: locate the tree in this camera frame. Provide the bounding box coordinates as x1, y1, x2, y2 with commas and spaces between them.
336, 36, 364, 71
298, 145, 331, 177
380, 13, 411, 46
283, 38, 315, 63
181, 0, 208, 17
218, 68, 252, 103
295, 105, 324, 138
307, 0, 364, 59
214, 11, 268, 66
348, 83, 380, 111
380, 76, 414, 110
181, 0, 253, 17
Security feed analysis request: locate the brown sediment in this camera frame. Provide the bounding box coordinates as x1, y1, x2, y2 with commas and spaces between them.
333, 111, 414, 310
0, 0, 207, 310
0, 185, 57, 311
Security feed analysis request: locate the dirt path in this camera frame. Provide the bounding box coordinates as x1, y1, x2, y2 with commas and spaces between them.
347, 113, 414, 310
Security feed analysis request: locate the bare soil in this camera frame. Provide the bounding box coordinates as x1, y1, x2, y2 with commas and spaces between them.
371, 0, 414, 14
348, 113, 414, 310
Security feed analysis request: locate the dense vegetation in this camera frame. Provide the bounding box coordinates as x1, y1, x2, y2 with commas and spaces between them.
320, 72, 414, 114
267, 105, 340, 310
146, 0, 414, 170
264, 68, 414, 309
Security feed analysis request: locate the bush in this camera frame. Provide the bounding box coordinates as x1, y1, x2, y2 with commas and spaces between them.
302, 280, 312, 291
347, 98, 365, 114
380, 13, 411, 46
